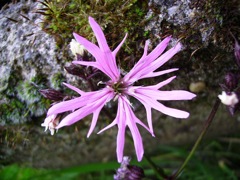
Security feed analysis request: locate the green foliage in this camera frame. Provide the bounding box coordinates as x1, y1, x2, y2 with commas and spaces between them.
0, 162, 119, 180
1, 139, 239, 179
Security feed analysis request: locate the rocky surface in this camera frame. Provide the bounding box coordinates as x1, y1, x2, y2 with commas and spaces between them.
0, 0, 73, 124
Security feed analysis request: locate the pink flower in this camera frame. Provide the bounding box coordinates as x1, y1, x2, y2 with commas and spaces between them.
43, 17, 196, 162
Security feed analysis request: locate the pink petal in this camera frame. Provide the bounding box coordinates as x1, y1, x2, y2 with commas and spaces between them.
115, 97, 127, 162
135, 88, 196, 101
73, 20, 120, 81
116, 116, 126, 163
123, 99, 144, 162
129, 90, 190, 118
155, 90, 196, 101
48, 89, 112, 116
149, 76, 176, 89
152, 101, 190, 118
142, 40, 150, 57
127, 123, 143, 162
87, 107, 102, 138
89, 16, 110, 52
130, 40, 150, 66
143, 105, 154, 134
141, 36, 171, 67
88, 17, 120, 80
121, 96, 154, 136
113, 33, 128, 56
97, 120, 117, 134
63, 82, 84, 95
142, 43, 182, 74
57, 92, 113, 128
124, 37, 172, 83
47, 97, 84, 116
57, 106, 92, 128
102, 51, 120, 81
73, 32, 103, 62
72, 60, 100, 69
142, 68, 178, 79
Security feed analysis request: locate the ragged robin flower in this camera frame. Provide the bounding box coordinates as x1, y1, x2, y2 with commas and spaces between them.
42, 17, 196, 162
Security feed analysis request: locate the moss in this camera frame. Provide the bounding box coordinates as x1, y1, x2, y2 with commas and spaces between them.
0, 99, 28, 125
16, 77, 51, 117
38, 0, 149, 69
0, 69, 51, 124
50, 72, 65, 89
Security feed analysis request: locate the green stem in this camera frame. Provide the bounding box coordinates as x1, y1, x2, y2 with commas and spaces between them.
125, 133, 167, 179
144, 154, 167, 180
170, 98, 221, 179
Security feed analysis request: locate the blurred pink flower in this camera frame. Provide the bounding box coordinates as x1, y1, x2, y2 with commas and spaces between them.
43, 17, 196, 162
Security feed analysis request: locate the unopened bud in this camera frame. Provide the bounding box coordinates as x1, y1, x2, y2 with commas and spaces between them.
114, 156, 145, 180
224, 72, 238, 91
70, 39, 85, 57
39, 89, 65, 101
126, 165, 145, 180
65, 64, 85, 77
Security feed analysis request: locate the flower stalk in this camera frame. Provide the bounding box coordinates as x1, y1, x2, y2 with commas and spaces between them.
170, 98, 220, 179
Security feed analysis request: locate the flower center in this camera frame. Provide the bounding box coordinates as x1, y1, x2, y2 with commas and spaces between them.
108, 79, 128, 95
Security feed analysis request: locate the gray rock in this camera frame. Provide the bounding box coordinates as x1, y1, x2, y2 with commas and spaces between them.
0, 0, 65, 124
146, 0, 222, 47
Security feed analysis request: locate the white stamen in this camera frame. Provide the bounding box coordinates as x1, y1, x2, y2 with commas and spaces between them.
113, 94, 119, 101
97, 81, 104, 86
41, 114, 59, 135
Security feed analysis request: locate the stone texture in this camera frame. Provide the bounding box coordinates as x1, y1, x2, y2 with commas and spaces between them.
0, 0, 70, 124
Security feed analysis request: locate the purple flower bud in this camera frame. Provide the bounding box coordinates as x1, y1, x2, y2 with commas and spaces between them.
234, 39, 240, 68
126, 165, 145, 180
224, 72, 238, 91
65, 64, 85, 77
39, 89, 65, 101
114, 157, 145, 180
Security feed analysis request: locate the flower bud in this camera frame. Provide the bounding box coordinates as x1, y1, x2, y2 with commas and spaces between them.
39, 89, 65, 101
65, 64, 85, 77
224, 72, 238, 91
126, 165, 145, 180
114, 156, 145, 180
70, 39, 85, 57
